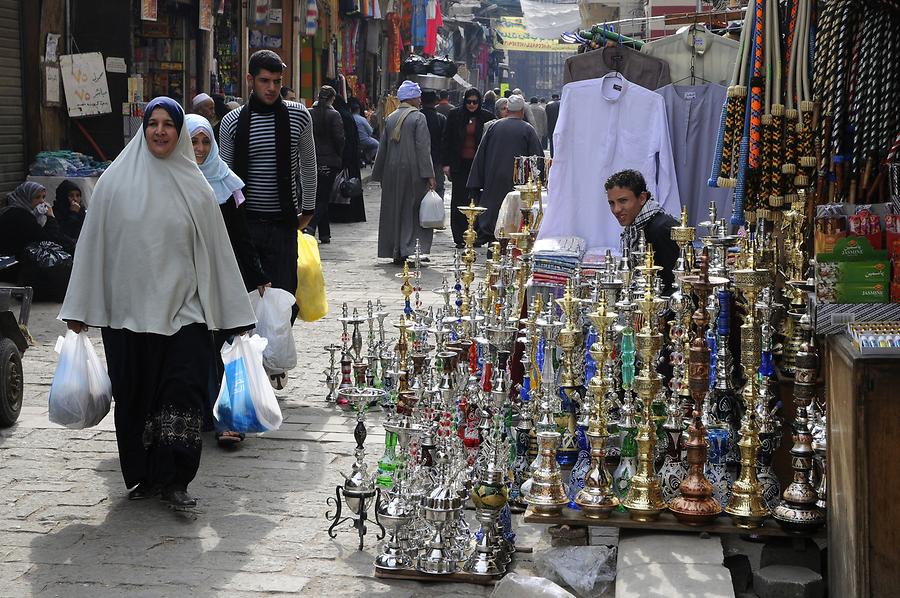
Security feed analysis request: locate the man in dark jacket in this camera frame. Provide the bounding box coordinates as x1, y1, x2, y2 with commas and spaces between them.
545, 93, 561, 156
436, 90, 455, 116
604, 169, 679, 295
441, 87, 494, 247
306, 85, 345, 244
421, 91, 448, 200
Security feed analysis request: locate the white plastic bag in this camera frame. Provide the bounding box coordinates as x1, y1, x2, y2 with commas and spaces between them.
214, 334, 283, 433
495, 190, 523, 239
249, 288, 297, 374
491, 573, 576, 598
48, 331, 112, 429
419, 189, 445, 229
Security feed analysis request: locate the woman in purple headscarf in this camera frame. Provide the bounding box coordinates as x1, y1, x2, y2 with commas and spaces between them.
60, 97, 257, 508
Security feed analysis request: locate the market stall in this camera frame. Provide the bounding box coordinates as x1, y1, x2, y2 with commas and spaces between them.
315, 0, 900, 588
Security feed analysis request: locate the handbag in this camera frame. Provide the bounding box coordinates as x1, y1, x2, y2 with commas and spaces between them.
330, 169, 361, 205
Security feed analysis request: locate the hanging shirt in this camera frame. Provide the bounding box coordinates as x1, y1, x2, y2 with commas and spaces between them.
656, 83, 732, 228
641, 28, 740, 87
563, 45, 671, 90
538, 75, 681, 254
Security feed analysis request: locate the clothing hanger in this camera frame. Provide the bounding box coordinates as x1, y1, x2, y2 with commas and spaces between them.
603, 23, 626, 80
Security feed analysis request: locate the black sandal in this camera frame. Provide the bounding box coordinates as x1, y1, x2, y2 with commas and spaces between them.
128, 482, 158, 501
216, 431, 245, 448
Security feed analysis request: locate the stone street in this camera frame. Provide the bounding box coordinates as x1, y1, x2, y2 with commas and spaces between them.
0, 180, 575, 598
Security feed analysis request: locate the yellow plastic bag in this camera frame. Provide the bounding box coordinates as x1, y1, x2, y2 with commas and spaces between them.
296, 232, 328, 322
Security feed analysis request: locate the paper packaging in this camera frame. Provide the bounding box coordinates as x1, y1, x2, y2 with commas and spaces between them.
834, 282, 888, 304
816, 236, 890, 304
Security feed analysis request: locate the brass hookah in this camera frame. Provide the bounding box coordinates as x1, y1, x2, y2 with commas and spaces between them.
670, 249, 727, 525
725, 240, 771, 528
574, 290, 620, 518
779, 190, 809, 375
669, 207, 697, 421
459, 199, 488, 319
622, 249, 667, 522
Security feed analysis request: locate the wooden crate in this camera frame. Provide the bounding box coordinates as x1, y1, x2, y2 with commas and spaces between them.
826, 335, 900, 597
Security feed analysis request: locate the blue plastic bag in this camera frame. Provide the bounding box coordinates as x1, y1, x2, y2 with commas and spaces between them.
213, 334, 283, 433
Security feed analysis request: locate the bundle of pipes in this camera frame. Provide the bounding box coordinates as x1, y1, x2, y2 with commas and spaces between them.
816, 0, 900, 203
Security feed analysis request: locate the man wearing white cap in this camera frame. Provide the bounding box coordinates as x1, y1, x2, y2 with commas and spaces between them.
372, 80, 437, 265
467, 94, 543, 244
191, 93, 217, 124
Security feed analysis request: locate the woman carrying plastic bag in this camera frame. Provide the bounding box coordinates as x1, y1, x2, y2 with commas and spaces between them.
48, 330, 112, 429
296, 232, 328, 322
214, 334, 283, 433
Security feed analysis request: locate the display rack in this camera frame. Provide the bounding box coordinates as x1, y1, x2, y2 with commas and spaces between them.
522, 508, 825, 538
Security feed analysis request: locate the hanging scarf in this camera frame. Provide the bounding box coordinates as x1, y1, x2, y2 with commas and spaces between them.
2, 181, 48, 227
621, 198, 662, 253
232, 93, 295, 226
390, 102, 418, 143
185, 114, 245, 205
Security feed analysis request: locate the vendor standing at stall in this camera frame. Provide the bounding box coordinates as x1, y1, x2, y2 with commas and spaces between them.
605, 169, 679, 295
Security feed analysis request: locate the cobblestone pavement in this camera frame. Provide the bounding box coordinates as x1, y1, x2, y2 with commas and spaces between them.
0, 181, 560, 597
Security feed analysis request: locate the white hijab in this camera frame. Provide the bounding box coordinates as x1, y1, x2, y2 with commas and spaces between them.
59, 111, 257, 335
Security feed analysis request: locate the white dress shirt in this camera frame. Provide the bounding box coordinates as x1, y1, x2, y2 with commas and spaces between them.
538, 74, 681, 253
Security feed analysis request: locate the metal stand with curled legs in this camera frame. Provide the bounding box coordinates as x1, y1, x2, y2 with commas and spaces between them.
325, 385, 387, 550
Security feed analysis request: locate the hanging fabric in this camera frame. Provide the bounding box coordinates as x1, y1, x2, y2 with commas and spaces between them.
538, 74, 681, 253
563, 44, 671, 90
641, 24, 740, 87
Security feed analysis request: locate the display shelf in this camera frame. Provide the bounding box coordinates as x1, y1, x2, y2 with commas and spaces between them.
522, 507, 825, 538
374, 566, 503, 585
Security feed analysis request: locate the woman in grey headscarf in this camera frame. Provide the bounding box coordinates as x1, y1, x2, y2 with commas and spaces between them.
60, 97, 257, 508
0, 181, 75, 298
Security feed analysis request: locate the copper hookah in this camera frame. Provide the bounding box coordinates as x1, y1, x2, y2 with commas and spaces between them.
670, 249, 727, 525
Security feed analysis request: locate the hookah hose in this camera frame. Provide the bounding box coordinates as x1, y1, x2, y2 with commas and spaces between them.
710, 18, 749, 189
732, 0, 764, 226
716, 14, 752, 188
829, 0, 853, 195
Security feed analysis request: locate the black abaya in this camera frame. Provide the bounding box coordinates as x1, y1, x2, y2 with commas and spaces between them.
102, 323, 212, 491
329, 97, 367, 223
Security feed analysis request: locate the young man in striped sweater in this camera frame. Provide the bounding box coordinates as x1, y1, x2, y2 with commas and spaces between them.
219, 50, 317, 320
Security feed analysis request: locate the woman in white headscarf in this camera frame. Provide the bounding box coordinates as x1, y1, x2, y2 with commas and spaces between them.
185, 113, 270, 448
60, 97, 257, 507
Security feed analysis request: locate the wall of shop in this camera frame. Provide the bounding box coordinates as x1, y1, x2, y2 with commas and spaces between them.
0, 0, 25, 193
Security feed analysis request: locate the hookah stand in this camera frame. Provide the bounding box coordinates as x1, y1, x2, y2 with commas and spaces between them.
524, 314, 568, 517
326, 382, 388, 550
725, 243, 771, 529
670, 250, 726, 525
755, 289, 783, 511
323, 344, 342, 403
375, 391, 424, 570
336, 303, 354, 407
773, 279, 825, 532
417, 447, 464, 574
459, 199, 488, 316
575, 291, 620, 518
622, 250, 667, 522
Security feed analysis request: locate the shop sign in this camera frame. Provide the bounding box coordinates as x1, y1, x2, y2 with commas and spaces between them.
141, 0, 158, 21
495, 17, 576, 54
59, 52, 113, 118
200, 0, 213, 31
105, 57, 127, 74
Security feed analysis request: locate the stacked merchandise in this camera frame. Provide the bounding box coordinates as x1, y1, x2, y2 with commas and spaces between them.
29, 152, 109, 177
580, 248, 608, 279
531, 236, 585, 287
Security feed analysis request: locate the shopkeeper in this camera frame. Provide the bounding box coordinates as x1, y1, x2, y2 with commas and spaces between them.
605, 169, 679, 295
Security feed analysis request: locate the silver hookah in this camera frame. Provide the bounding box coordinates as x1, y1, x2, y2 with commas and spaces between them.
323, 344, 341, 403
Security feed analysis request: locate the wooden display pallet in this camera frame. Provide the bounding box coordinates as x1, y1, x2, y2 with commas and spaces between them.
375, 566, 503, 585
522, 507, 825, 538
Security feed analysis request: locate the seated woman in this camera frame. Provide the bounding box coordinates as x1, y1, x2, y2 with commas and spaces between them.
0, 181, 75, 300
605, 169, 679, 296
53, 180, 87, 241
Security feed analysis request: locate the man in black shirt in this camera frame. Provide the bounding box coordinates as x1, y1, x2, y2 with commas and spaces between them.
421, 91, 447, 200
